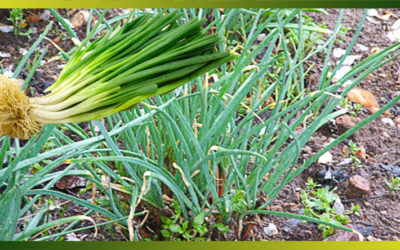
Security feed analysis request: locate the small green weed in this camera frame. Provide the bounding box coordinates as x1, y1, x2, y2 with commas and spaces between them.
339, 98, 363, 117
348, 140, 362, 168
301, 178, 360, 238
385, 175, 400, 196
7, 9, 33, 37
160, 201, 229, 241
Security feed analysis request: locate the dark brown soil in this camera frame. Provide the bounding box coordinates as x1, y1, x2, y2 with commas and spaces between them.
257, 9, 400, 241
2, 8, 400, 241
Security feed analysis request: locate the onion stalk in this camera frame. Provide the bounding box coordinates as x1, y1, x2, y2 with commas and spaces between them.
0, 12, 234, 139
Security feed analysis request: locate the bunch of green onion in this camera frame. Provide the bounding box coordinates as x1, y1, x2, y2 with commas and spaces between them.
0, 12, 233, 139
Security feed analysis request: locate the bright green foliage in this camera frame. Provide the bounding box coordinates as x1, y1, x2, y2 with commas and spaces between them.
350, 203, 361, 217
160, 201, 228, 241
1, 8, 400, 241
7, 9, 33, 37
348, 140, 362, 168
385, 175, 400, 195
339, 98, 363, 117
301, 178, 360, 238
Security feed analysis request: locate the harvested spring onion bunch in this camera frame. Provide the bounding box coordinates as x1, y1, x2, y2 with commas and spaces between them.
0, 12, 233, 140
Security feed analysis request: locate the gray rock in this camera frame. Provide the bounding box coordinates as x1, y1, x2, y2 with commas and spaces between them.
327, 224, 364, 241
39, 10, 51, 20
0, 25, 14, 33
263, 223, 278, 236
282, 218, 303, 233
257, 33, 266, 42
333, 198, 345, 215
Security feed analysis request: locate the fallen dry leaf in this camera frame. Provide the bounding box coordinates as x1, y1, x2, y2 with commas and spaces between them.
71, 10, 91, 29
394, 116, 400, 125
53, 36, 61, 44
20, 22, 28, 28
383, 10, 399, 19
26, 14, 40, 24
68, 9, 79, 15
355, 144, 370, 162
342, 145, 349, 156
346, 88, 391, 116
394, 116, 400, 129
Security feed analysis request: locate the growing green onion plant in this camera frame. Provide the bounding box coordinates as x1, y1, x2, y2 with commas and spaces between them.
1, 9, 400, 241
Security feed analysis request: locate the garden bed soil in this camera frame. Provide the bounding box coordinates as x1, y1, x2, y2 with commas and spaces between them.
259, 9, 400, 241
1, 8, 399, 241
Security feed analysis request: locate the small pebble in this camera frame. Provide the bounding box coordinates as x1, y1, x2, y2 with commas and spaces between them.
333, 48, 346, 58
282, 219, 302, 233
39, 10, 51, 20
318, 151, 333, 164
381, 117, 395, 127
257, 33, 266, 42
66, 233, 81, 241
364, 201, 372, 207
19, 48, 28, 56
0, 52, 11, 58
357, 44, 369, 51
367, 235, 382, 241
263, 223, 278, 236
333, 198, 345, 215
367, 9, 379, 17
343, 55, 362, 66
335, 115, 360, 140
337, 158, 353, 166
345, 175, 371, 198
394, 116, 400, 129
327, 224, 364, 241
0, 25, 14, 33
355, 224, 375, 236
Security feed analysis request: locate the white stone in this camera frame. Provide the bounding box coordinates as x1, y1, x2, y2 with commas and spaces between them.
0, 25, 14, 33
367, 9, 379, 17
387, 20, 400, 42
66, 233, 81, 241
263, 223, 278, 236
333, 198, 345, 215
19, 48, 28, 56
343, 55, 362, 66
0, 52, 11, 58
366, 17, 380, 25
335, 66, 352, 80
392, 19, 400, 30
381, 117, 395, 126
318, 151, 333, 164
39, 10, 51, 20
257, 33, 266, 42
333, 48, 346, 58
356, 44, 368, 51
